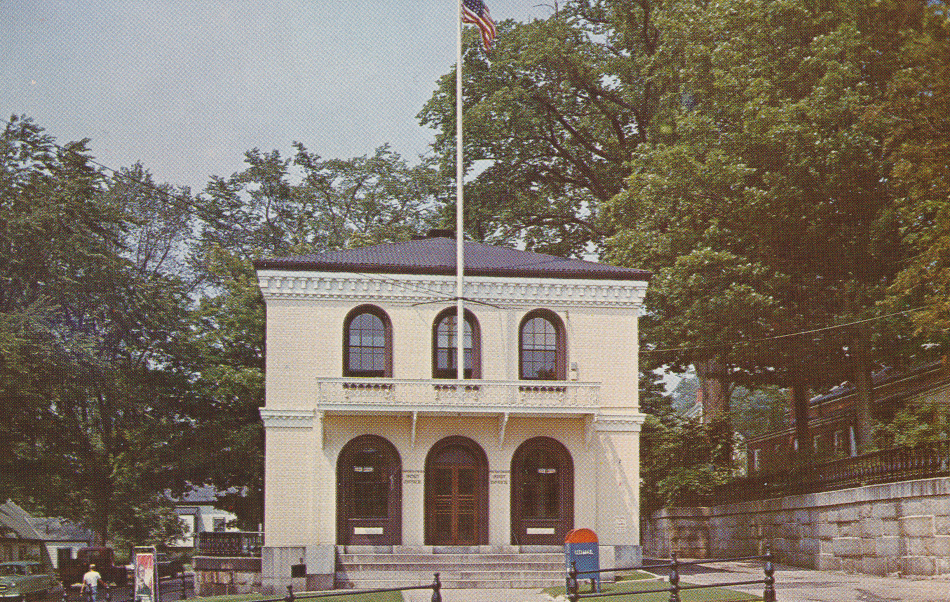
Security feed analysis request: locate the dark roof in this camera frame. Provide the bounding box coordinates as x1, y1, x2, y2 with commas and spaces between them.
809, 360, 948, 406
254, 234, 650, 282
0, 502, 41, 541
26, 517, 94, 543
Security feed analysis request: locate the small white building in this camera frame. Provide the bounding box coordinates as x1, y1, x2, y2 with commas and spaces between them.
254, 232, 649, 589
171, 486, 240, 550
25, 516, 93, 569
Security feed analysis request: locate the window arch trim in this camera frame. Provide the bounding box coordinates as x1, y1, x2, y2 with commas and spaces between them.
343, 304, 393, 377
519, 309, 566, 380
432, 307, 482, 379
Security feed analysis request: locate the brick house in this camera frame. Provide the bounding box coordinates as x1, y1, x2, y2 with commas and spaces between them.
253, 231, 649, 590
746, 360, 950, 473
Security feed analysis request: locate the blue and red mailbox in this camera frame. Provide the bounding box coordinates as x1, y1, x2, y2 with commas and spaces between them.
565, 528, 601, 592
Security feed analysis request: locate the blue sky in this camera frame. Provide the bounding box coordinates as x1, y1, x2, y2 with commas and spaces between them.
1, 1, 551, 190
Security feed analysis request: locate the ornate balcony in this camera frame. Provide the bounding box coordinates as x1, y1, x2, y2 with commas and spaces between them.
314, 377, 600, 416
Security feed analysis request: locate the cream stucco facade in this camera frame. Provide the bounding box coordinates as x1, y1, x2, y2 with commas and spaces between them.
256, 241, 648, 589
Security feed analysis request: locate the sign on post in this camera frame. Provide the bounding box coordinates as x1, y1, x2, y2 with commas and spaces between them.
133, 547, 157, 602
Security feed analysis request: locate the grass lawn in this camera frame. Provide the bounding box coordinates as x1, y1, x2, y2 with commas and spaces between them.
542, 572, 763, 602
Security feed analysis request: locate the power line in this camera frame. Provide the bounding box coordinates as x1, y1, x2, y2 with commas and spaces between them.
641, 305, 937, 355
8, 116, 938, 351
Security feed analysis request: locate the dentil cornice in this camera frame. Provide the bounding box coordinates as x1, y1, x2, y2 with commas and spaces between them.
257, 270, 647, 309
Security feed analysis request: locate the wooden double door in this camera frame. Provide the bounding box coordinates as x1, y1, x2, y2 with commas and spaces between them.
425, 436, 488, 546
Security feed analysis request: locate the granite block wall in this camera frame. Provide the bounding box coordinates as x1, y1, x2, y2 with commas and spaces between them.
642, 477, 950, 577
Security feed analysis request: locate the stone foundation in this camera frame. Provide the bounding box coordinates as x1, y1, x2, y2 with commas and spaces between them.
642, 477, 950, 577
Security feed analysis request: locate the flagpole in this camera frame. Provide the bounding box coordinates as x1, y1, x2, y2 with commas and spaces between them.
456, 0, 465, 382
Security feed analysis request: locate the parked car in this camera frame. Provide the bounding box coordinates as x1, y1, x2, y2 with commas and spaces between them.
0, 561, 62, 602
155, 554, 183, 579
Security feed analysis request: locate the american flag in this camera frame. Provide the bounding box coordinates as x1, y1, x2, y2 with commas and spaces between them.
462, 0, 496, 51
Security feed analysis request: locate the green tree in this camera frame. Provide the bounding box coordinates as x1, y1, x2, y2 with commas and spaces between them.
602, 0, 917, 453
419, 6, 661, 255
640, 415, 737, 515
0, 117, 193, 546
885, 1, 950, 340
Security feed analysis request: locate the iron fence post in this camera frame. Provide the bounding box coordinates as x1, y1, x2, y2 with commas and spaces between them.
285, 584, 294, 602
763, 549, 776, 602
430, 573, 441, 602
62, 583, 68, 602
668, 552, 680, 602
566, 560, 579, 602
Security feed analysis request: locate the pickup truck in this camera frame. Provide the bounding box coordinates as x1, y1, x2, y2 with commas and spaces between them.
59, 548, 128, 588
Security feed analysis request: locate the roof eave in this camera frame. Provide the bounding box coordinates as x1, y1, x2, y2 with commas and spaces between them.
253, 260, 652, 282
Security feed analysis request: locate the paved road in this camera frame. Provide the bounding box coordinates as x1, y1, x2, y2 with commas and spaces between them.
61, 575, 194, 602
402, 560, 950, 602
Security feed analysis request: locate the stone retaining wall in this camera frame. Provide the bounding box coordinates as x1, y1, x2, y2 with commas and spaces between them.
642, 477, 950, 577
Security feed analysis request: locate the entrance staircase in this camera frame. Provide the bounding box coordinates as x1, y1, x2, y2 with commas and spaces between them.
335, 546, 566, 589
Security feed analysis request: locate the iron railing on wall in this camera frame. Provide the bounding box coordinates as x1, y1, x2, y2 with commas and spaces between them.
195, 531, 263, 557
702, 440, 950, 505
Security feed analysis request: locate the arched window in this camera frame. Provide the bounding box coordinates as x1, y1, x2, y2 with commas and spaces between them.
519, 310, 565, 380
343, 305, 392, 377
432, 308, 481, 379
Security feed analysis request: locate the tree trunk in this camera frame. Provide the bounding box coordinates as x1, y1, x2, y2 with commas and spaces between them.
696, 359, 733, 468
790, 378, 811, 463
852, 324, 875, 454
695, 358, 730, 422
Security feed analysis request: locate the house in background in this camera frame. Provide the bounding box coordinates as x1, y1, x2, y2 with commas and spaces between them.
171, 486, 240, 551
0, 501, 53, 567
25, 516, 93, 569
254, 231, 650, 590
746, 360, 950, 473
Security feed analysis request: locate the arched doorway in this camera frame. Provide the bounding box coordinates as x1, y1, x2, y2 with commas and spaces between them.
337, 435, 401, 545
425, 436, 489, 545
511, 437, 573, 545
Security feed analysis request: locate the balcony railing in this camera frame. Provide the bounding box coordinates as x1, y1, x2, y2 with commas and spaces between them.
315, 378, 600, 412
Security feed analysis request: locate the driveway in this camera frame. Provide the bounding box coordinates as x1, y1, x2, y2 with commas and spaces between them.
403, 559, 950, 602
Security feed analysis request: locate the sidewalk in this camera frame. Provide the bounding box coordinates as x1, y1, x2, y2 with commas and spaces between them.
402, 560, 950, 602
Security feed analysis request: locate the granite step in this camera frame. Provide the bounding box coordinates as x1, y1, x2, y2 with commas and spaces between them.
335, 551, 568, 589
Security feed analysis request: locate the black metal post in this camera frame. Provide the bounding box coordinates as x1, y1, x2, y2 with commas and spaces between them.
566, 560, 579, 602
62, 583, 69, 602
430, 573, 441, 602
104, 586, 110, 602
179, 572, 185, 600
763, 549, 776, 602
668, 552, 681, 602
285, 584, 294, 602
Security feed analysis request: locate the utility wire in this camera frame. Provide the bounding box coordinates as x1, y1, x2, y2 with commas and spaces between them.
7, 117, 937, 352
641, 305, 937, 355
